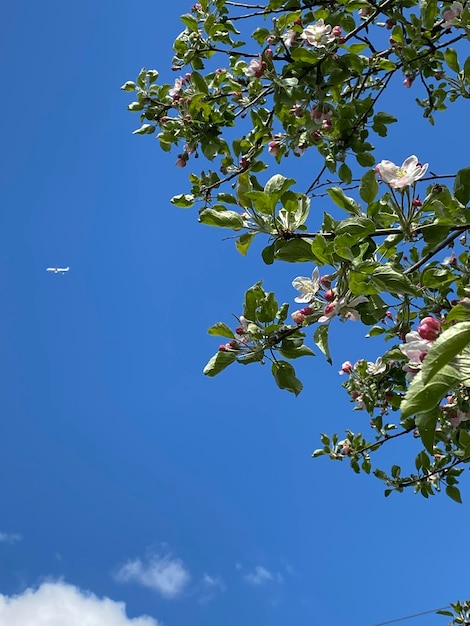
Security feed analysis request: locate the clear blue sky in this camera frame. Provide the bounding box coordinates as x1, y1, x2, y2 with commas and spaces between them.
0, 2, 468, 625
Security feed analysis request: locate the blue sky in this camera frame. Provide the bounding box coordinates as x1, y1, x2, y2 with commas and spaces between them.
1, 2, 468, 625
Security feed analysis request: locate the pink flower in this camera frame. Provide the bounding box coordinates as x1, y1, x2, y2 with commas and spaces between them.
282, 29, 298, 47
375, 155, 429, 189
443, 2, 463, 28
291, 310, 306, 324
417, 316, 441, 341
311, 104, 332, 123
339, 361, 353, 375
243, 57, 266, 78
331, 25, 342, 37
268, 140, 281, 156
318, 295, 368, 323
403, 75, 414, 88
301, 19, 336, 48
169, 77, 184, 97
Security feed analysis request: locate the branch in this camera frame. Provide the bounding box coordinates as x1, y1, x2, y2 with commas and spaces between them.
403, 226, 469, 275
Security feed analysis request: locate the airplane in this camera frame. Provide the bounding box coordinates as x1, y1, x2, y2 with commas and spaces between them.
46, 267, 70, 274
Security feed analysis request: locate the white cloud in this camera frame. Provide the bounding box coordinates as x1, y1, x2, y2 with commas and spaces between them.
115, 554, 190, 598
202, 574, 224, 591
0, 581, 160, 626
0, 532, 21, 543
242, 566, 283, 586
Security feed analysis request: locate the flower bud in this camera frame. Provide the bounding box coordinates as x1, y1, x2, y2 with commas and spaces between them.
417, 316, 441, 341
324, 289, 335, 302
291, 310, 306, 324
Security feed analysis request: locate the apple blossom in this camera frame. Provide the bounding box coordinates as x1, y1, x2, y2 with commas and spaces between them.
292, 267, 321, 302
282, 29, 297, 47
417, 316, 441, 341
339, 361, 353, 375
243, 57, 266, 78
375, 155, 429, 189
318, 295, 368, 322
443, 2, 463, 28
300, 19, 336, 48
169, 77, 185, 97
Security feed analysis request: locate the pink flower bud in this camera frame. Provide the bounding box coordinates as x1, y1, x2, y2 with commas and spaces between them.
412, 198, 422, 207
175, 156, 187, 168
291, 310, 306, 324
268, 140, 280, 156
403, 75, 414, 88
332, 25, 342, 37
340, 445, 351, 456
299, 307, 313, 316
219, 344, 227, 351
320, 275, 332, 287
417, 316, 441, 340
324, 289, 335, 302
340, 361, 353, 374
324, 302, 335, 315
264, 48, 273, 59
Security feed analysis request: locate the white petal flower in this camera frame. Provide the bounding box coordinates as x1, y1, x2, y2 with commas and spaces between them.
292, 267, 321, 303
375, 155, 428, 189
300, 19, 336, 48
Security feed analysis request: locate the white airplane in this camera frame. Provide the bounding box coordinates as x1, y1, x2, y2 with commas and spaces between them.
46, 267, 70, 274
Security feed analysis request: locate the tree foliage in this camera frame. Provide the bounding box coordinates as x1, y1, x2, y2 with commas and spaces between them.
125, 0, 470, 620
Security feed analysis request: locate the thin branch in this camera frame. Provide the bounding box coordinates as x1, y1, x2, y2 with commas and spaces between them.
403, 226, 469, 275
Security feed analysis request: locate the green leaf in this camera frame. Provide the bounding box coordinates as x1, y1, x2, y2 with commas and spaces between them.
207, 322, 235, 339
314, 324, 332, 364
171, 194, 195, 208
420, 0, 438, 30
244, 190, 274, 215
446, 485, 462, 503
272, 361, 303, 395
421, 321, 470, 384
401, 364, 461, 420
371, 265, 418, 296
243, 282, 265, 321
236, 232, 255, 256
264, 175, 295, 201
199, 208, 245, 229
121, 81, 137, 91
262, 243, 275, 265
327, 186, 361, 215
180, 13, 199, 32
203, 350, 237, 377
444, 47, 460, 74
415, 409, 439, 455
359, 169, 379, 204
274, 239, 317, 263
454, 166, 470, 205
338, 163, 352, 184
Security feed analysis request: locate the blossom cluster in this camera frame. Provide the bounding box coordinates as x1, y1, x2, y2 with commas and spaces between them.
290, 268, 367, 325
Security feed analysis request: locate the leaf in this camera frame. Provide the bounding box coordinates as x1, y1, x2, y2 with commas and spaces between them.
171, 194, 195, 208
359, 169, 379, 204
314, 324, 332, 364
207, 322, 235, 339
338, 163, 352, 184
236, 232, 255, 256
401, 364, 461, 420
371, 265, 418, 296
420, 0, 438, 30
454, 166, 470, 205
203, 350, 237, 377
264, 175, 295, 201
243, 282, 265, 321
274, 239, 317, 263
415, 409, 439, 455
327, 186, 361, 215
445, 485, 462, 503
199, 208, 245, 229
444, 47, 460, 74
421, 321, 470, 384
271, 361, 303, 395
